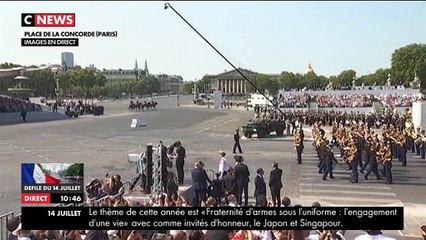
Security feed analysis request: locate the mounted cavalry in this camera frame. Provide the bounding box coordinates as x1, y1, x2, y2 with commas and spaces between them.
128, 100, 158, 111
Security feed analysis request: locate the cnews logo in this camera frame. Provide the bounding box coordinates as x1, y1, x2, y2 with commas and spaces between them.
22, 13, 75, 27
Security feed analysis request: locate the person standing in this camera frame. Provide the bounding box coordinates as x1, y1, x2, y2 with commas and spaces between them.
20, 109, 27, 122
383, 142, 393, 184
233, 155, 250, 206
210, 173, 225, 204
159, 141, 170, 191
222, 167, 235, 196
364, 144, 381, 180
294, 131, 303, 164
191, 161, 211, 207
175, 141, 186, 185
254, 168, 267, 207
233, 128, 243, 154
269, 162, 283, 207
218, 151, 228, 178
322, 146, 336, 181
166, 172, 178, 201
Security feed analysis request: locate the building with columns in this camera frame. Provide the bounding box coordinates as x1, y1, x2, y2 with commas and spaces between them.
202, 68, 280, 95
202, 68, 258, 95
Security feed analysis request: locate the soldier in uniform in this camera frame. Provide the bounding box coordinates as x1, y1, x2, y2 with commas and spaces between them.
421, 130, 426, 159
233, 128, 243, 154
397, 134, 408, 167
415, 127, 422, 156
322, 145, 337, 181
382, 141, 393, 184
364, 141, 381, 180
348, 140, 359, 183
294, 130, 303, 164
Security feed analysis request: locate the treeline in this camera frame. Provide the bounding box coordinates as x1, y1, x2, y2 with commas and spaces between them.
0, 66, 162, 99
184, 43, 426, 95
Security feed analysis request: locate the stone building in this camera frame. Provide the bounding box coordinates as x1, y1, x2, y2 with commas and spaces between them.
202, 68, 258, 94
203, 68, 280, 95
101, 59, 148, 83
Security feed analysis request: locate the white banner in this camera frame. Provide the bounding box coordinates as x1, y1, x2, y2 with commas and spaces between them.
412, 101, 426, 129
213, 90, 222, 109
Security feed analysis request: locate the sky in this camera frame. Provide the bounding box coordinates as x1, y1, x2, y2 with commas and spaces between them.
0, 1, 425, 81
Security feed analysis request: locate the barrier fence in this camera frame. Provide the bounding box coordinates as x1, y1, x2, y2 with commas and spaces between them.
0, 211, 16, 240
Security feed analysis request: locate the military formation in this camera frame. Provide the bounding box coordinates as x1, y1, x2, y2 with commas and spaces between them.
254, 106, 408, 131
301, 108, 425, 185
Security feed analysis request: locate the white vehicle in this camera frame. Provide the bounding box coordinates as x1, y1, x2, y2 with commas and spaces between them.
247, 93, 273, 107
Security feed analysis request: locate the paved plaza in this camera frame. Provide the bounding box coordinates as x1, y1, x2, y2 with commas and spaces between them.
0, 95, 425, 239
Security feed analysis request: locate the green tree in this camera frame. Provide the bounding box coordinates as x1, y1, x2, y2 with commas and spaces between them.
183, 81, 195, 94
279, 71, 297, 89
0, 76, 14, 94
416, 62, 426, 93
316, 75, 329, 89
301, 72, 318, 89
37, 164, 51, 175
391, 43, 426, 85
70, 68, 105, 101
337, 69, 357, 87
27, 69, 55, 97
57, 71, 72, 97
374, 68, 390, 86
61, 163, 84, 177
247, 74, 280, 96
0, 62, 21, 69
358, 74, 375, 86
143, 75, 161, 95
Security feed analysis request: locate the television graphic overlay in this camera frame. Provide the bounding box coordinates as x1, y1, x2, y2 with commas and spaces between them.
21, 13, 75, 27
21, 163, 84, 204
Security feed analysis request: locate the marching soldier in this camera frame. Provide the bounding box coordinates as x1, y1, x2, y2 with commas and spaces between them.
322, 145, 338, 181
233, 127, 243, 154
415, 127, 422, 156
347, 140, 359, 183
420, 130, 426, 159
294, 130, 303, 164
397, 134, 408, 167
364, 141, 381, 180
382, 141, 393, 184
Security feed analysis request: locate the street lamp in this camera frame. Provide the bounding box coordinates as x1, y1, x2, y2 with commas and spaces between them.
193, 79, 197, 104
177, 90, 180, 107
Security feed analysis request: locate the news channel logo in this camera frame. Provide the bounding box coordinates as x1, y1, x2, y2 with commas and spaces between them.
21, 13, 75, 27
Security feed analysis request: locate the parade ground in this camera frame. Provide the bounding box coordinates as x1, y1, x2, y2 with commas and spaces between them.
0, 95, 425, 239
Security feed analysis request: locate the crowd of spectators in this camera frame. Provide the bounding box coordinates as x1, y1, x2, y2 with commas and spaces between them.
376, 94, 419, 107
0, 95, 42, 113
277, 94, 310, 108
313, 94, 373, 108
277, 93, 420, 108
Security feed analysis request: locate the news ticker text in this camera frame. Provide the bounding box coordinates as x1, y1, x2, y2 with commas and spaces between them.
21, 207, 403, 230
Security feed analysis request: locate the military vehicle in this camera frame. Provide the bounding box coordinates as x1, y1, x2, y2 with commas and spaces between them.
242, 118, 285, 138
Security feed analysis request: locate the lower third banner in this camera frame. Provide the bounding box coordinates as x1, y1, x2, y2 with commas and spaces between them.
21, 207, 404, 230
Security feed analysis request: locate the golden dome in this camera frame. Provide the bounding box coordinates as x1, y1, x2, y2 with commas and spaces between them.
305, 63, 314, 74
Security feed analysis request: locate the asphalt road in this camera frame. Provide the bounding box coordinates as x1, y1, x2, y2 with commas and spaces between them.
0, 94, 424, 239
